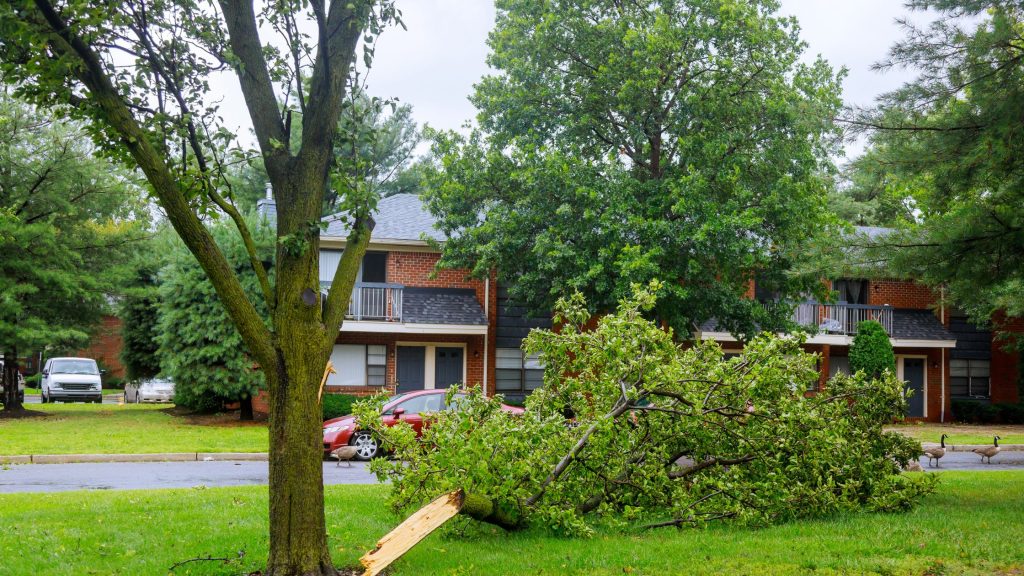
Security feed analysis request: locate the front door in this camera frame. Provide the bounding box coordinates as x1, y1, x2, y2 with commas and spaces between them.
903, 358, 925, 418
434, 347, 464, 389
396, 346, 426, 393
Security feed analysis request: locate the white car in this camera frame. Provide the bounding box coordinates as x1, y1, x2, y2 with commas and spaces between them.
41, 357, 103, 404
0, 360, 26, 405
124, 378, 175, 403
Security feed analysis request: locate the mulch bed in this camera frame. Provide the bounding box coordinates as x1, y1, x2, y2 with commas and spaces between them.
161, 406, 267, 427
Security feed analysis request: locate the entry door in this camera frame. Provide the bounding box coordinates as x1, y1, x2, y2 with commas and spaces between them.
434, 347, 464, 389
903, 358, 925, 417
396, 346, 426, 393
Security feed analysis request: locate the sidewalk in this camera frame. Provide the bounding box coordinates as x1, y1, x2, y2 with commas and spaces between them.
0, 452, 268, 464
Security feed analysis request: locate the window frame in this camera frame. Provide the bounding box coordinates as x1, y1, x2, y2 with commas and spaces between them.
495, 348, 544, 394
950, 358, 991, 399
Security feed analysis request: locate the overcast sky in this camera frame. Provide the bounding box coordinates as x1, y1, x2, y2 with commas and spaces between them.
219, 1, 932, 161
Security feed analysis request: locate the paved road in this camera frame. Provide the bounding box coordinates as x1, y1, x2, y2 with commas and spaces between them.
23, 394, 123, 405
0, 460, 379, 493
912, 450, 1024, 471
1, 451, 1020, 494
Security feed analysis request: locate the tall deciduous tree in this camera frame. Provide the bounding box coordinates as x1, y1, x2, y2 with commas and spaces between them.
425, 0, 843, 339
0, 90, 146, 413
0, 1, 399, 573
846, 1, 1024, 343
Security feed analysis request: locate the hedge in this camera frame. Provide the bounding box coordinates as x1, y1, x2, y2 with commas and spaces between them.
952, 399, 1024, 424
323, 394, 358, 421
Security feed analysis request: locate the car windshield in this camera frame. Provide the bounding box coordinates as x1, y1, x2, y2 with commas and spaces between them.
50, 359, 99, 375
142, 379, 173, 389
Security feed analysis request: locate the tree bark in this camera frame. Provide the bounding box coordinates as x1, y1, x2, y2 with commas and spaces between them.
2, 347, 25, 413
239, 395, 254, 422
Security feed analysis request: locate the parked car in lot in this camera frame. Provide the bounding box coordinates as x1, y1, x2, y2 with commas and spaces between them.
323, 389, 524, 460
124, 377, 175, 403
0, 360, 25, 405
40, 357, 103, 404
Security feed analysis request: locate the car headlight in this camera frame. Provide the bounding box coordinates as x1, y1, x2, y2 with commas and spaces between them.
323, 425, 350, 435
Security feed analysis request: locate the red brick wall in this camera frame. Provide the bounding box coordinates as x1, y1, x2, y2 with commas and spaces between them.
73, 315, 126, 380
387, 251, 488, 308
867, 280, 938, 310
990, 315, 1023, 404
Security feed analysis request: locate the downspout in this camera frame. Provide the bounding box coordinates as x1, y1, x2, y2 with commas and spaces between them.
940, 286, 946, 423
483, 276, 490, 396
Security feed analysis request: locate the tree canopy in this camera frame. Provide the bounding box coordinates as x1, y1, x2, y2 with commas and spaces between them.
842, 0, 1024, 339
0, 89, 147, 411
425, 0, 843, 339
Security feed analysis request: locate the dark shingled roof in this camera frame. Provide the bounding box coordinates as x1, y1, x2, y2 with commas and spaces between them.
890, 308, 955, 341
402, 288, 487, 325
322, 194, 446, 242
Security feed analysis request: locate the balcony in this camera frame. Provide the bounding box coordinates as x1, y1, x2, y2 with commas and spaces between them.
347, 282, 403, 322
771, 302, 893, 336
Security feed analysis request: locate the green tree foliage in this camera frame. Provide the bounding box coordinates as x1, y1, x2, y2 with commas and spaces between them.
358, 284, 933, 534
0, 90, 147, 411
845, 1, 1024, 341
158, 220, 274, 416
119, 255, 165, 382
424, 0, 843, 338
849, 320, 896, 379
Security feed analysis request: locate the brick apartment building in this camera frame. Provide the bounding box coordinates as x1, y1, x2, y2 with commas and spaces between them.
257, 196, 1018, 422
696, 227, 1021, 422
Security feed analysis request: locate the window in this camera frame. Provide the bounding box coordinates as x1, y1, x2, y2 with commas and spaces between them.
833, 279, 868, 305
361, 252, 387, 283
495, 348, 544, 393
328, 344, 388, 386
951, 359, 990, 398
367, 345, 386, 386
829, 356, 850, 378
318, 250, 388, 286
388, 393, 443, 415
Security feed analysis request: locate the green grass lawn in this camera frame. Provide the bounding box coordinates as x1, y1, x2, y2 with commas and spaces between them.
887, 422, 1024, 445
0, 403, 267, 455
0, 472, 1020, 575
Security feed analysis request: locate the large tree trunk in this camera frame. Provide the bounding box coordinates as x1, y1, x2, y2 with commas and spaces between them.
239, 394, 254, 422
3, 347, 24, 413
264, 177, 337, 576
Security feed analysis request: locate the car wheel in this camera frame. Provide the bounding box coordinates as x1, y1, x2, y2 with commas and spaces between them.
40, 390, 47, 404
351, 431, 379, 461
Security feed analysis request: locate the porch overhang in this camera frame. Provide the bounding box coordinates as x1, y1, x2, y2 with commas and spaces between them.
340, 321, 488, 335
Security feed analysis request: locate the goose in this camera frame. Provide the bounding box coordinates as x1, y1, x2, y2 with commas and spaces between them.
972, 436, 1001, 464
923, 434, 949, 468
331, 445, 360, 467
904, 460, 924, 472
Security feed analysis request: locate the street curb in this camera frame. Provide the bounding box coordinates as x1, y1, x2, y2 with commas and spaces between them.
920, 443, 1023, 452
0, 452, 269, 464
197, 452, 268, 461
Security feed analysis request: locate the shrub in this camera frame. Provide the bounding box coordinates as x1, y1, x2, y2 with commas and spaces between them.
850, 320, 895, 378
953, 399, 1024, 424
323, 394, 357, 421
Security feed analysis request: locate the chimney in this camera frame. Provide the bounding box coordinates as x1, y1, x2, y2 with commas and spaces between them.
256, 182, 277, 225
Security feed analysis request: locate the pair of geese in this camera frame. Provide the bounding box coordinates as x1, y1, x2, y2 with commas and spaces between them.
921, 434, 1002, 467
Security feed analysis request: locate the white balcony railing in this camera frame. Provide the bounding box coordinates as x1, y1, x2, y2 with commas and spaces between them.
347, 283, 403, 321
773, 302, 893, 336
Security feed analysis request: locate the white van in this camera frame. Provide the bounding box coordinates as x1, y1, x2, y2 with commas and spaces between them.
41, 357, 103, 404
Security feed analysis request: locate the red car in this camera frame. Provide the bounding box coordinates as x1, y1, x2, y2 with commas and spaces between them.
323, 389, 524, 460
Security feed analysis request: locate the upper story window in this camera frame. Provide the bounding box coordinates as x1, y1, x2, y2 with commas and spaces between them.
319, 250, 388, 285
833, 279, 868, 305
